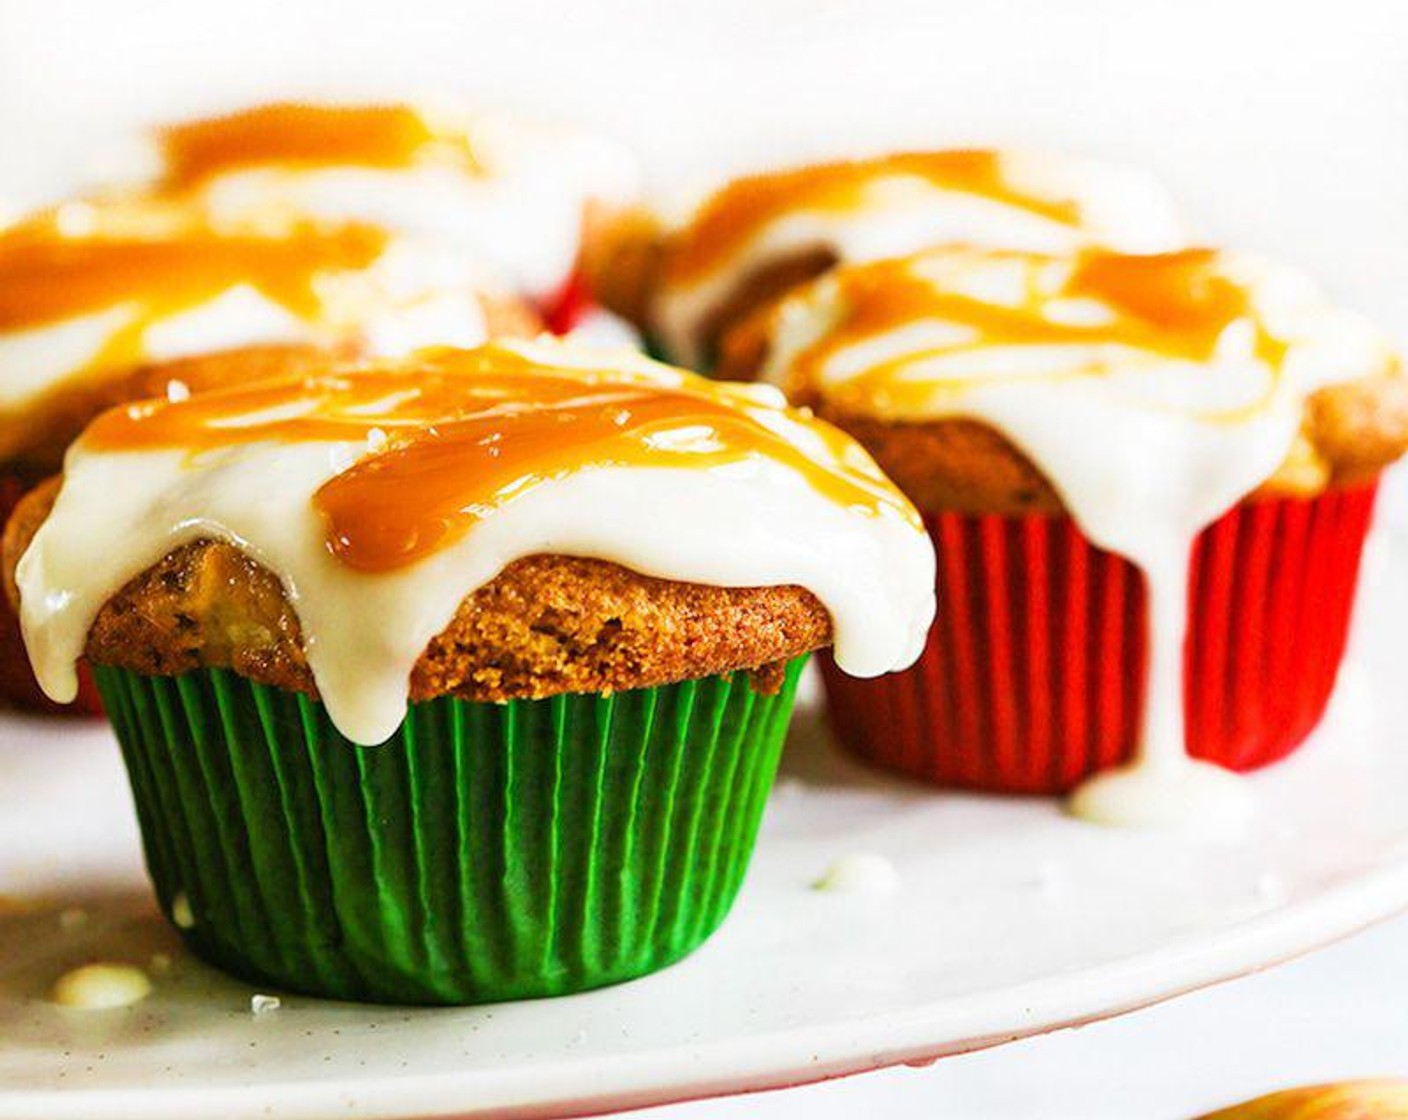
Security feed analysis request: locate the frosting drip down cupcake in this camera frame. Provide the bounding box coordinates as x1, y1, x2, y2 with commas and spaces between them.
13, 338, 932, 743
734, 244, 1408, 825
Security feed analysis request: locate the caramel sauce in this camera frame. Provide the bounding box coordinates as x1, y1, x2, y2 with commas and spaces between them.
158, 102, 476, 188
786, 249, 1288, 413
666, 151, 1083, 286
0, 212, 387, 330
82, 345, 915, 572
1067, 249, 1273, 357
0, 209, 387, 372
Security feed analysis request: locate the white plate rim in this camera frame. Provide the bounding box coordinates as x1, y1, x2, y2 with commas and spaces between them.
3, 847, 1406, 1120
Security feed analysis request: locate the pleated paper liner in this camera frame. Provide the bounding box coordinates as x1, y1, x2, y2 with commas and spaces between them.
0, 473, 102, 715
94, 659, 806, 1005
822, 483, 1380, 795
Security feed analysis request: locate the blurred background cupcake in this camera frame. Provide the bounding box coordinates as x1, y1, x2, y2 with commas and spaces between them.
728, 243, 1408, 826
113, 100, 640, 337
4, 337, 933, 1003
588, 148, 1186, 369
0, 192, 535, 713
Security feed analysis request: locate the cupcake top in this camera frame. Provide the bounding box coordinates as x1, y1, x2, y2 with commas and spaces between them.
0, 196, 534, 470
745, 245, 1405, 543
9, 338, 935, 744
645, 149, 1187, 365
125, 101, 639, 301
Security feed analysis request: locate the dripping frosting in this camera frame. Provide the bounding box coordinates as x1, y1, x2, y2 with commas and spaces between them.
18, 338, 935, 745
653, 148, 1187, 365
759, 245, 1397, 828
128, 101, 639, 299
0, 198, 501, 456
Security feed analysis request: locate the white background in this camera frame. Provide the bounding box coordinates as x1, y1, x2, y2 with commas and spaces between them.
3, 0, 1408, 1114
3, 0, 1408, 334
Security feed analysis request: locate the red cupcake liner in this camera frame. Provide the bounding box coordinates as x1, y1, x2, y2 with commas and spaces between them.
822, 483, 1380, 794
541, 269, 596, 335
0, 474, 102, 716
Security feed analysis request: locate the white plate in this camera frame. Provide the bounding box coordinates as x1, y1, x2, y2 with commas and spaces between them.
1, 534, 1406, 1120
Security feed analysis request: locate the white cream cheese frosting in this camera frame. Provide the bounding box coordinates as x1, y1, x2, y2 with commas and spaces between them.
0, 197, 503, 440
117, 102, 640, 302
758, 245, 1398, 828
17, 338, 936, 746
653, 148, 1188, 366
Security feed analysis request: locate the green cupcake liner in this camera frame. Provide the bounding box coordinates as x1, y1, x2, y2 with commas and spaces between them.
642, 334, 672, 364
94, 660, 805, 1005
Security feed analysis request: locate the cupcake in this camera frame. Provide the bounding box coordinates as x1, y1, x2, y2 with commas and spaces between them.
125, 100, 639, 332
0, 194, 537, 712
729, 244, 1408, 826
594, 148, 1185, 369
5, 338, 933, 1003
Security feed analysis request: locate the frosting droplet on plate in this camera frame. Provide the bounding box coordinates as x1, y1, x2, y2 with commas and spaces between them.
1068, 759, 1255, 835
51, 963, 152, 1009
813, 853, 901, 894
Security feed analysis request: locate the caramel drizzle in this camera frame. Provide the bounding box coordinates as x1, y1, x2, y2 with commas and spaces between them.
666, 151, 1084, 286
82, 346, 916, 572
785, 249, 1289, 417
0, 210, 387, 372
157, 102, 479, 188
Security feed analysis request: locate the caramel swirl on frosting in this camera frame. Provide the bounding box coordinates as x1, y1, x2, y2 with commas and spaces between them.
0, 195, 499, 454
0, 203, 385, 347
129, 101, 639, 300
652, 148, 1186, 365
664, 152, 1082, 288
157, 102, 477, 188
86, 344, 917, 572
770, 247, 1300, 419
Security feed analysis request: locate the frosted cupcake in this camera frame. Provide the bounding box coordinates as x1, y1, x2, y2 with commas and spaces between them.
0, 195, 535, 712
5, 338, 933, 1003
592, 148, 1184, 368
126, 101, 639, 332
728, 245, 1408, 826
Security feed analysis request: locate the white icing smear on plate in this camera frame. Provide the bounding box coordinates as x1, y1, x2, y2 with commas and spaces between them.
17, 338, 936, 746
813, 854, 901, 895
761, 245, 1398, 828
